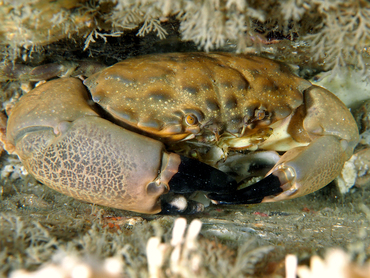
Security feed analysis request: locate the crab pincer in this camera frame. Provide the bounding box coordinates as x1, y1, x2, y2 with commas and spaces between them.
209, 86, 359, 205
6, 78, 238, 214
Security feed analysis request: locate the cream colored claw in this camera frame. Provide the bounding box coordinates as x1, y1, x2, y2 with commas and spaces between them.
209, 86, 359, 204
6, 78, 238, 214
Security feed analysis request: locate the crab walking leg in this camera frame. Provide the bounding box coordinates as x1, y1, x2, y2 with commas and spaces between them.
7, 78, 238, 214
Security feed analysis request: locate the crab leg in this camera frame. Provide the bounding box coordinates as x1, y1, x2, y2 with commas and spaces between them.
209, 86, 359, 204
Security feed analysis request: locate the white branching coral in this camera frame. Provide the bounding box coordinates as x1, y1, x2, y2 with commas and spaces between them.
286, 249, 370, 278
3, 216, 273, 277
105, 0, 264, 52
179, 1, 227, 51
271, 0, 370, 76
305, 1, 370, 75
146, 217, 274, 277
104, 0, 178, 38
2, 0, 370, 74
146, 218, 202, 278
100, 0, 370, 74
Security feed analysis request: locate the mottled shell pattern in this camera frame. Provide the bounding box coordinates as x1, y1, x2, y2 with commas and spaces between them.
84, 53, 311, 149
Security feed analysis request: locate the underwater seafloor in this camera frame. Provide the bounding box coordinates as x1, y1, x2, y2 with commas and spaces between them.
1, 152, 370, 278
1, 7, 370, 278
1, 62, 370, 278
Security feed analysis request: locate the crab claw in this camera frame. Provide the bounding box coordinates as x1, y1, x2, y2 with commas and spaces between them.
208, 136, 350, 204
209, 86, 359, 204
159, 155, 238, 214
168, 155, 238, 194
207, 174, 283, 204
149, 153, 239, 214
6, 77, 238, 215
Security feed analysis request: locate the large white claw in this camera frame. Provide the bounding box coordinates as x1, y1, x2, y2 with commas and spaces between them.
209, 85, 359, 204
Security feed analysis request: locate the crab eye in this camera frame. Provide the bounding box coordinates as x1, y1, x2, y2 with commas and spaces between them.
255, 109, 266, 120
184, 113, 198, 126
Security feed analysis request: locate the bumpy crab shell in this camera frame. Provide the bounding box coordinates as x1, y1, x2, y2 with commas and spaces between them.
84, 53, 310, 143
6, 52, 359, 214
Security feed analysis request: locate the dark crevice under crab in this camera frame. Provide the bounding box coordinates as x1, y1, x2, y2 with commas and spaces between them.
5, 52, 359, 214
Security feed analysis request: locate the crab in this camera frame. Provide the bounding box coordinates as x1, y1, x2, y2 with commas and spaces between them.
5, 52, 359, 214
